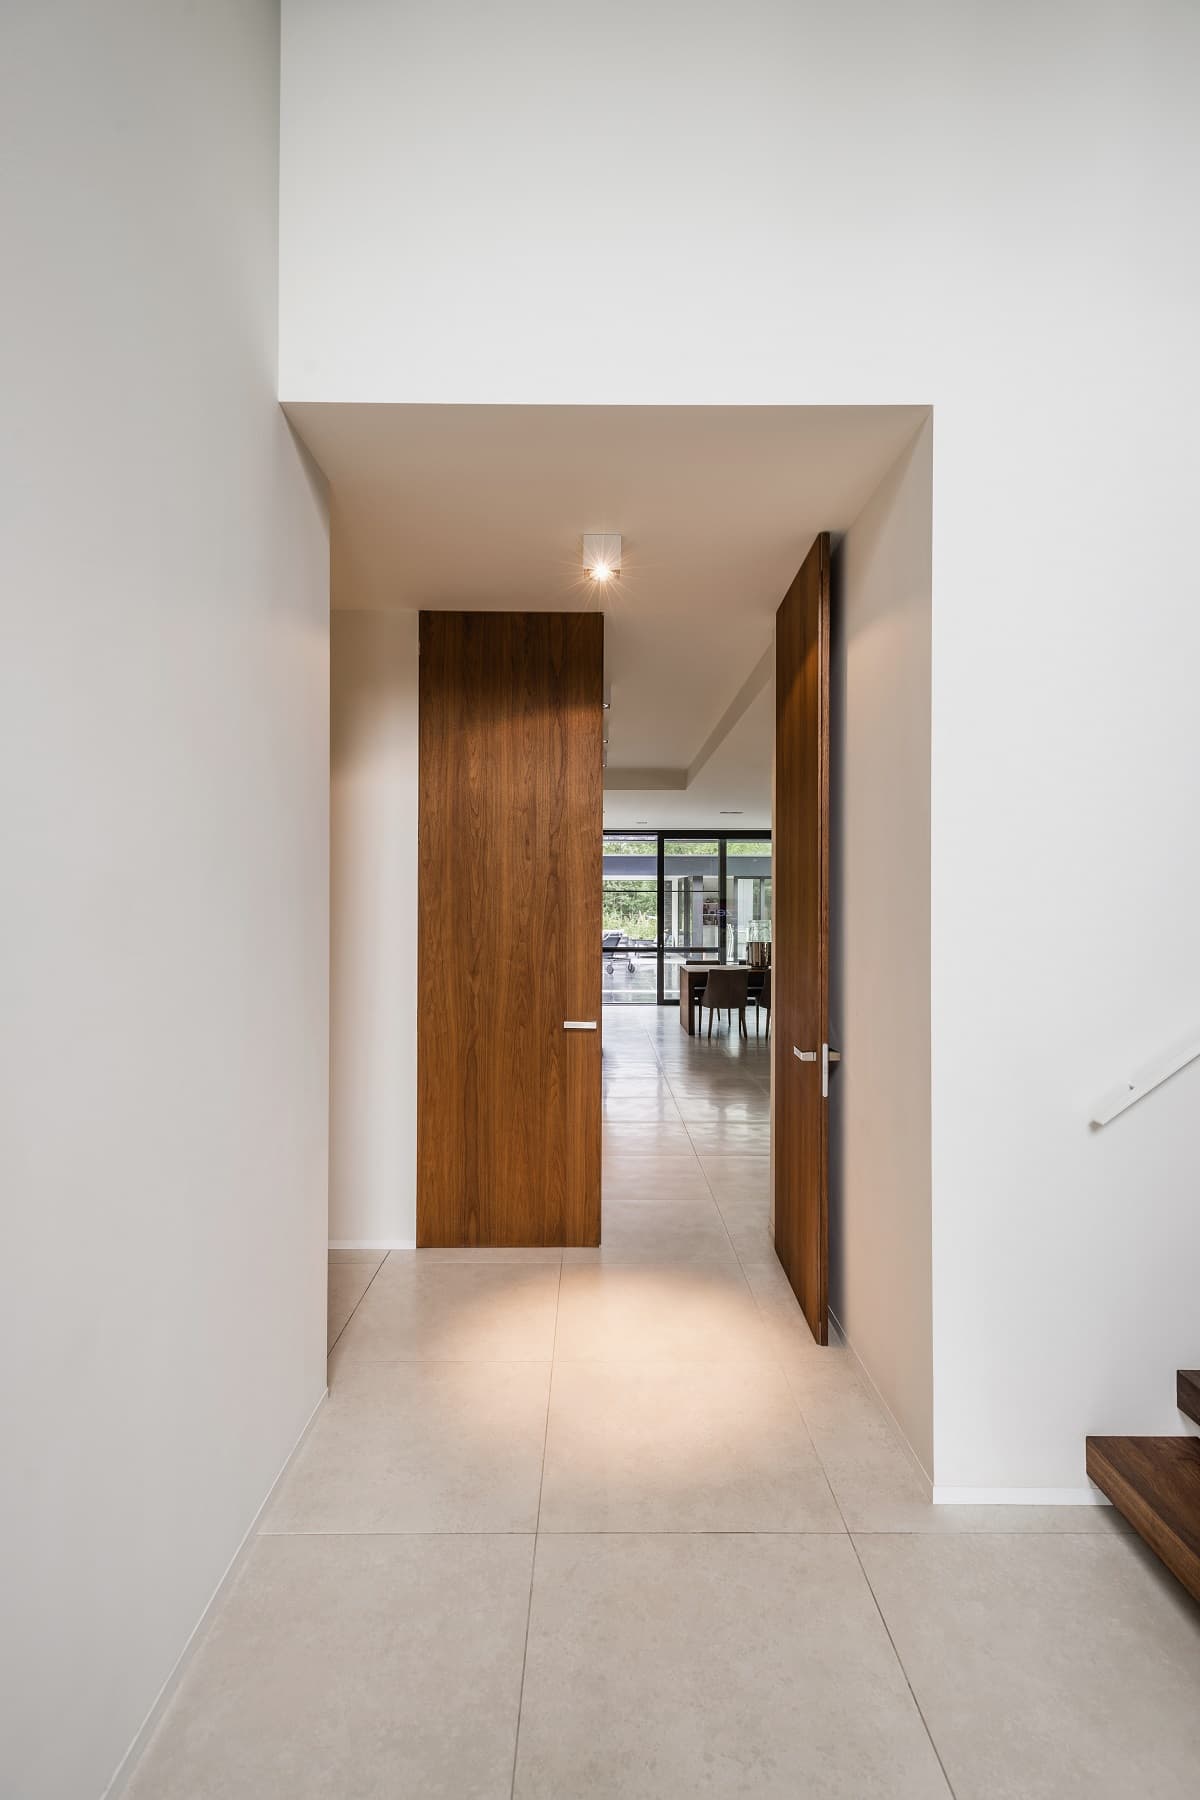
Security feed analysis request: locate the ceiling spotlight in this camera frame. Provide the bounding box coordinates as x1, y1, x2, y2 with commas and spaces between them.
583, 533, 622, 582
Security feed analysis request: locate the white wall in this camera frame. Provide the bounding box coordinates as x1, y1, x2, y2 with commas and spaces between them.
278, 0, 1200, 1495
830, 423, 934, 1479
331, 611, 420, 1247
0, 7, 330, 1796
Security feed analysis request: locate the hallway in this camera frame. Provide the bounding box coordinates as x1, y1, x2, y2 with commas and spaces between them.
128, 1010, 1200, 1798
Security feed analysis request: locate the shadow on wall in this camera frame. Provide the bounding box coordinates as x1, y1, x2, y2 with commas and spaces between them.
330, 609, 420, 1251
823, 418, 934, 1482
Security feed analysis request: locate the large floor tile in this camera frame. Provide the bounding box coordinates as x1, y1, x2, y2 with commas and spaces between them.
750, 1277, 829, 1347
687, 1120, 771, 1145
598, 1190, 715, 1218
603, 1148, 703, 1173
799, 1376, 959, 1528
703, 1160, 773, 1202
514, 1534, 950, 1798
709, 1188, 774, 1222
602, 1091, 675, 1109
327, 1259, 381, 1350
712, 1189, 769, 1217
741, 1258, 799, 1309
602, 1090, 683, 1117
704, 1166, 773, 1192
601, 1179, 705, 1202
784, 1352, 1129, 1535
264, 1361, 550, 1533
602, 1066, 666, 1079
857, 1533, 1200, 1798
602, 1162, 710, 1202
672, 1096, 771, 1122
555, 1262, 773, 1364
335, 1261, 559, 1362
127, 1535, 534, 1800
566, 1195, 736, 1264
665, 1067, 767, 1086
604, 1119, 693, 1144
715, 1197, 776, 1263
700, 1148, 774, 1175
539, 1360, 841, 1531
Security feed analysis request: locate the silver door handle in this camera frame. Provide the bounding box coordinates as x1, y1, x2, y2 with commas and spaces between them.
563, 1020, 598, 1031
794, 1044, 841, 1097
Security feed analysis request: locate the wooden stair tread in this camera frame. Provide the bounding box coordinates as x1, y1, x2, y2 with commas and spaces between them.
1086, 1435, 1200, 1602
1176, 1369, 1200, 1429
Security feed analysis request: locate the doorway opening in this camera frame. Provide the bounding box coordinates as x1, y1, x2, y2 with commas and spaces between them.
602, 830, 772, 1008
318, 402, 932, 1472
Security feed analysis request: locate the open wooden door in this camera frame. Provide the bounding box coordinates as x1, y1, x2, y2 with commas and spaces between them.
774, 534, 832, 1342
417, 611, 603, 1246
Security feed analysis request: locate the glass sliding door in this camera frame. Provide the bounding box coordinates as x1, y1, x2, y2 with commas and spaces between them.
603, 829, 771, 1006
726, 839, 773, 962
661, 837, 720, 1000
601, 835, 659, 1004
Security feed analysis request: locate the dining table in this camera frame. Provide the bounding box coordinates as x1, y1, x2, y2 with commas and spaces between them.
678, 961, 768, 1035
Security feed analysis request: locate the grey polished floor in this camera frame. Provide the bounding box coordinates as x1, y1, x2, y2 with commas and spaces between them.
128, 1007, 1200, 1798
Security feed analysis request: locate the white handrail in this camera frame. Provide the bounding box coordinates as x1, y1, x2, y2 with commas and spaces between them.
1090, 1034, 1200, 1126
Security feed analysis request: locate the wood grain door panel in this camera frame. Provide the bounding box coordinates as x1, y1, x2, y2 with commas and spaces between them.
774, 535, 831, 1342
418, 611, 603, 1246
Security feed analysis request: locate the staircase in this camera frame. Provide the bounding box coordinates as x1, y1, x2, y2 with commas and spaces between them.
1086, 1371, 1200, 1601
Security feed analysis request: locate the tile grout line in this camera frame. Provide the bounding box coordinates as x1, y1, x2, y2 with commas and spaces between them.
649, 1020, 797, 1365
508, 1252, 561, 1799
670, 1045, 965, 1800
643, 1014, 752, 1278
247, 1523, 1126, 1538
753, 1268, 957, 1792
845, 1529, 961, 1800
645, 1012, 853, 1539
635, 1009, 856, 1564
327, 1249, 391, 1357
602, 1017, 811, 1435
260, 1527, 858, 1538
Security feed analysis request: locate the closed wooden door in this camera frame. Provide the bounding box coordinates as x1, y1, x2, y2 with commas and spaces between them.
418, 611, 603, 1246
774, 535, 832, 1342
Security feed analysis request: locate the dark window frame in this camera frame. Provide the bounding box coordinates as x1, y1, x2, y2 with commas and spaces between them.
602, 828, 771, 1006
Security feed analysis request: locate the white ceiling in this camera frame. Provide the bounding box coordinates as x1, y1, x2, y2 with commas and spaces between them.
286, 404, 927, 827
602, 677, 776, 830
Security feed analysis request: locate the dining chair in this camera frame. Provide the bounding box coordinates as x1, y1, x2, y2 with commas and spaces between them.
749, 967, 771, 1038
697, 967, 749, 1039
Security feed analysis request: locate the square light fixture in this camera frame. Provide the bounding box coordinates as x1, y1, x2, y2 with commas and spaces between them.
583, 533, 621, 582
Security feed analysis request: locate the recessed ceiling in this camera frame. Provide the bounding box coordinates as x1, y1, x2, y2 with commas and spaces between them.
285, 403, 928, 825
601, 677, 776, 830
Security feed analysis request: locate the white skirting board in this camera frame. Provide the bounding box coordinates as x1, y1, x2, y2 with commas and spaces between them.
933, 1485, 1110, 1506
329, 1239, 416, 1250
102, 1387, 328, 1798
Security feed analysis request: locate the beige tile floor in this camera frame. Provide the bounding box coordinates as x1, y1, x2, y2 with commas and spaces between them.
127, 1006, 1200, 1799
